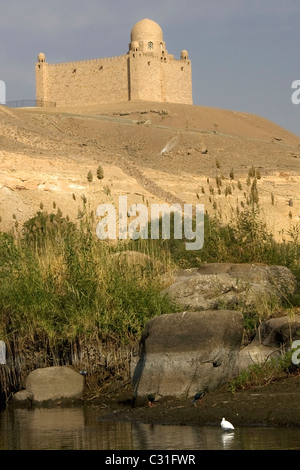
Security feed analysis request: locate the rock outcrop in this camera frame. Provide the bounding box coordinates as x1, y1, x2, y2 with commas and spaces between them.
132, 309, 244, 401
163, 263, 297, 311
258, 314, 300, 348
237, 314, 300, 372
132, 264, 298, 400
237, 341, 280, 373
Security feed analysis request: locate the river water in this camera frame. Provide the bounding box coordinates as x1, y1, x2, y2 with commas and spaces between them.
0, 406, 300, 450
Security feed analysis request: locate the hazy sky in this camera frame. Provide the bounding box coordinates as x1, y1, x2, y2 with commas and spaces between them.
1, 0, 300, 136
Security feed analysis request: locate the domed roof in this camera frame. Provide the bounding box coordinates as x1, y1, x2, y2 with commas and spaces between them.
131, 19, 163, 43
181, 50, 189, 58
38, 52, 46, 62
131, 40, 139, 50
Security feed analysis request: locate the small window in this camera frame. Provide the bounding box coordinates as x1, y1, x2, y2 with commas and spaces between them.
99, 66, 103, 71
147, 41, 153, 50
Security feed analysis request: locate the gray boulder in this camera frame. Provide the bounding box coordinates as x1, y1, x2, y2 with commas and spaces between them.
163, 263, 296, 311
258, 314, 300, 348
24, 366, 84, 403
10, 389, 34, 408
237, 314, 300, 373
132, 309, 244, 401
237, 340, 280, 374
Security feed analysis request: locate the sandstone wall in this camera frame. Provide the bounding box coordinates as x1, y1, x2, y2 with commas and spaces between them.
163, 58, 192, 105
128, 52, 192, 104
36, 52, 193, 106
36, 55, 129, 106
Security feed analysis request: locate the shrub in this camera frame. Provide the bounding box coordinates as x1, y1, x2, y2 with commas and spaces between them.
87, 170, 93, 183
97, 165, 104, 180
248, 165, 256, 178
228, 352, 297, 394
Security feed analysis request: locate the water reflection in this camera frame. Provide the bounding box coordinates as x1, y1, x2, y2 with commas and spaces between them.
221, 431, 235, 449
0, 407, 134, 450
131, 423, 239, 450
0, 406, 300, 450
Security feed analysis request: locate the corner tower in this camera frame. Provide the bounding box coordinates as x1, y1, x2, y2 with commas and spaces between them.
35, 52, 48, 104
128, 19, 192, 104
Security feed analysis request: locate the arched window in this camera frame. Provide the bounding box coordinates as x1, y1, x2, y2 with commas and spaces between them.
147, 41, 154, 50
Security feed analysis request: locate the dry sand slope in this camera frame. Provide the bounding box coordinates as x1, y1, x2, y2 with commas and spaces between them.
0, 101, 299, 239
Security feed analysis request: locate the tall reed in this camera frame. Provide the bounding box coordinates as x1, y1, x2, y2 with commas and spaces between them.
0, 208, 176, 348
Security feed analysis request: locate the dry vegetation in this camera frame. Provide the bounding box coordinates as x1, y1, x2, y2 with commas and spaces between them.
0, 101, 299, 238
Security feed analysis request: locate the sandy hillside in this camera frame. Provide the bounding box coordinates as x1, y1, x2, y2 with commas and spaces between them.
0, 101, 299, 239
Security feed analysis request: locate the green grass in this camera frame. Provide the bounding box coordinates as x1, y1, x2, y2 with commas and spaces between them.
0, 197, 299, 363
228, 350, 299, 394
0, 209, 177, 347
156, 206, 300, 277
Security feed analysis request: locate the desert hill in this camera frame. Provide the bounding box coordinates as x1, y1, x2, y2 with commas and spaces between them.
0, 101, 299, 239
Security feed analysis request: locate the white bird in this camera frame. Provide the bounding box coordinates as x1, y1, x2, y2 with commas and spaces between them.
221, 417, 234, 431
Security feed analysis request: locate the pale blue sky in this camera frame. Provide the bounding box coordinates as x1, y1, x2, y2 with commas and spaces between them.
0, 0, 300, 136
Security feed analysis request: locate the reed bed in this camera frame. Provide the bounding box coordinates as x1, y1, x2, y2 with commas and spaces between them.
0, 191, 299, 398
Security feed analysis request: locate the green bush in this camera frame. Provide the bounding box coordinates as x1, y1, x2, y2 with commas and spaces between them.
228, 351, 298, 394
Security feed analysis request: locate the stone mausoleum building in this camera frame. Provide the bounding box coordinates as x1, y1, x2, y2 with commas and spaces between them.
35, 18, 192, 107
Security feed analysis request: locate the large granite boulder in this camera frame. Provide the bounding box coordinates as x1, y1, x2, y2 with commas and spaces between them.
132, 309, 244, 401
12, 366, 84, 406
237, 341, 280, 374
163, 263, 296, 311
237, 314, 300, 373
258, 314, 300, 348
10, 389, 34, 408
